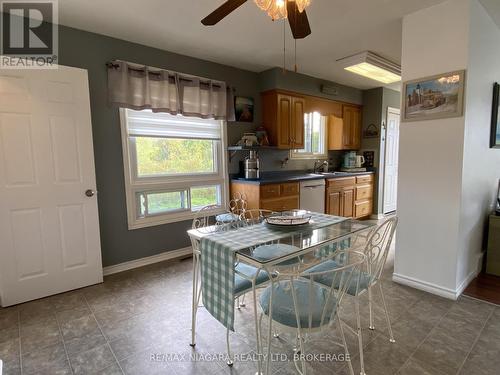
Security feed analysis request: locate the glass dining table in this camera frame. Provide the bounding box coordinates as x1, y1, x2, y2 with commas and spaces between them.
187, 212, 375, 374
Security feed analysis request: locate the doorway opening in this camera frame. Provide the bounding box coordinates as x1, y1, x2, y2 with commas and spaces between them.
382, 107, 400, 214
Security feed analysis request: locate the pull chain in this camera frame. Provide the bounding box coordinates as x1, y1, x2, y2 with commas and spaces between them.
283, 19, 286, 74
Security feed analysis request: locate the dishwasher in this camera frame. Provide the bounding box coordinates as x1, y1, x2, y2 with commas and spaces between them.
300, 179, 326, 213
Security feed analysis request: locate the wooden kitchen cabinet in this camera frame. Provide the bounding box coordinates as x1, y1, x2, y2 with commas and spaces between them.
328, 105, 362, 150
326, 174, 373, 219
231, 181, 300, 212
326, 177, 356, 217
262, 90, 305, 149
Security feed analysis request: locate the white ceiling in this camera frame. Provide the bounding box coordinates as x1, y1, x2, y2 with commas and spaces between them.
57, 0, 480, 90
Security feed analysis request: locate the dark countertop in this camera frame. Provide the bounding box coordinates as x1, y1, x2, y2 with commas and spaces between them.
231, 170, 375, 185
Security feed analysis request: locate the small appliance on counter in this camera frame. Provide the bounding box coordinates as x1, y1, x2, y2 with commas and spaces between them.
341, 151, 367, 172
243, 150, 260, 179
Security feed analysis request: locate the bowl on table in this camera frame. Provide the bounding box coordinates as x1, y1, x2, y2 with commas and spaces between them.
264, 210, 312, 227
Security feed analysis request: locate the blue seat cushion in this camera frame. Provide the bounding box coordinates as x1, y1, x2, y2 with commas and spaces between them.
303, 260, 372, 296
252, 244, 301, 266
216, 212, 240, 223
259, 279, 337, 329
234, 263, 271, 295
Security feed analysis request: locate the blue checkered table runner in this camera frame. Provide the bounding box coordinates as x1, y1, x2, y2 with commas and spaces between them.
200, 213, 348, 330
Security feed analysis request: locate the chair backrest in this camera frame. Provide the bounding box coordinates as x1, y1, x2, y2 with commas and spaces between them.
229, 193, 247, 216
240, 209, 275, 225
192, 204, 220, 230
277, 250, 366, 332
363, 217, 398, 282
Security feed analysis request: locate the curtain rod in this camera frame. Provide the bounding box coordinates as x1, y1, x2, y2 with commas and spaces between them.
106, 60, 228, 88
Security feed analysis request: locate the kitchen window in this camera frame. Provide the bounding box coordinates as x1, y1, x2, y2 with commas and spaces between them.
290, 112, 328, 159
120, 108, 228, 229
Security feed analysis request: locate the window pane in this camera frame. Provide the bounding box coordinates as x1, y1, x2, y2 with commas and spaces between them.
191, 185, 220, 209
311, 112, 324, 154
134, 137, 216, 177
294, 112, 325, 156
139, 191, 188, 216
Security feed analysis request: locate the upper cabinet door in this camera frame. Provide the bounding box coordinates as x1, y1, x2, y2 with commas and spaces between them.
276, 94, 292, 148
350, 106, 362, 150
291, 96, 305, 149
342, 105, 362, 150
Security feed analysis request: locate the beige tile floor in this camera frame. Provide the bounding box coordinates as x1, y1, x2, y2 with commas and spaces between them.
0, 250, 499, 375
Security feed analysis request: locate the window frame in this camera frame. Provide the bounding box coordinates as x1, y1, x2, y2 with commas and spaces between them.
290, 112, 328, 160
120, 108, 228, 229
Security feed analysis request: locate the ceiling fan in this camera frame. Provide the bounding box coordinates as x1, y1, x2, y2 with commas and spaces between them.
201, 0, 312, 39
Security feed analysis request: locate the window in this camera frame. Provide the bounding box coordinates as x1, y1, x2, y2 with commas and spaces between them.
120, 109, 227, 229
290, 112, 328, 159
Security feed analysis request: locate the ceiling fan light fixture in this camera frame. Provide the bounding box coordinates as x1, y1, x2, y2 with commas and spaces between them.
254, 0, 311, 20
337, 51, 401, 84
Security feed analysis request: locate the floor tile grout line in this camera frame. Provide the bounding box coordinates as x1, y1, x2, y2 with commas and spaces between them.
53, 308, 75, 375
83, 292, 126, 375
454, 307, 495, 375
393, 301, 453, 374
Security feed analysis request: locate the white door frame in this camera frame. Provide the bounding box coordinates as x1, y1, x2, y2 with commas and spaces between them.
382, 106, 400, 214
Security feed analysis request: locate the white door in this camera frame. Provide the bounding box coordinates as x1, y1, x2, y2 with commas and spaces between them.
383, 107, 400, 214
0, 66, 102, 306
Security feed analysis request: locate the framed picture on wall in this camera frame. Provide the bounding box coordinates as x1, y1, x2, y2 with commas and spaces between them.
402, 70, 465, 122
490, 82, 500, 148
234, 96, 254, 122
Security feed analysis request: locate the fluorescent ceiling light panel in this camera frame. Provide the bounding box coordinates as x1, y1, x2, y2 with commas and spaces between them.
337, 51, 401, 84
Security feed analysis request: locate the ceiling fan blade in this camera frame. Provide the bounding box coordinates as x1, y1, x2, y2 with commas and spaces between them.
286, 0, 311, 39
201, 0, 248, 26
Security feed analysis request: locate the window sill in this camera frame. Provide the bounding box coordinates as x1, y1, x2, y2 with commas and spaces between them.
127, 207, 226, 230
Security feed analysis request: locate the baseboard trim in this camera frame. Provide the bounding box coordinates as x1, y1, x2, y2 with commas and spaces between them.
392, 273, 458, 300
393, 257, 482, 301
103, 246, 192, 276
370, 213, 386, 220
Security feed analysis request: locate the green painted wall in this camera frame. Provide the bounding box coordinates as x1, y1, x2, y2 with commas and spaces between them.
259, 67, 363, 105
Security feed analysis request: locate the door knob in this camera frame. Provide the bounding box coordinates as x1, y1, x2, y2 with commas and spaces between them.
85, 189, 96, 197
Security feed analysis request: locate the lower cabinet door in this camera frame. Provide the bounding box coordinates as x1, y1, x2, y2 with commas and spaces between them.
326, 190, 342, 216
342, 188, 355, 218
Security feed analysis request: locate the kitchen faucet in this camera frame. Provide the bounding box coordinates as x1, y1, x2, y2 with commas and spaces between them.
313, 160, 328, 173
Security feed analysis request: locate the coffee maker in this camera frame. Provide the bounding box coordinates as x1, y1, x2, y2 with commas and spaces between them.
243, 150, 260, 179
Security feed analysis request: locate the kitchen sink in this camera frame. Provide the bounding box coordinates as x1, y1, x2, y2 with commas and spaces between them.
316, 171, 350, 177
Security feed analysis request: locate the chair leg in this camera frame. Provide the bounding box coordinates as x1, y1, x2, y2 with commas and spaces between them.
265, 289, 274, 375
239, 293, 246, 308
294, 330, 307, 375
338, 319, 354, 375
355, 295, 366, 375
236, 297, 241, 310
190, 253, 199, 347
226, 327, 234, 366
252, 286, 263, 375
368, 285, 375, 330
378, 282, 395, 343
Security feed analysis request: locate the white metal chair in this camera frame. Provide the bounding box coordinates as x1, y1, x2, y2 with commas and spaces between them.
304, 217, 398, 375
189, 204, 273, 368
215, 192, 247, 224
258, 250, 367, 375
